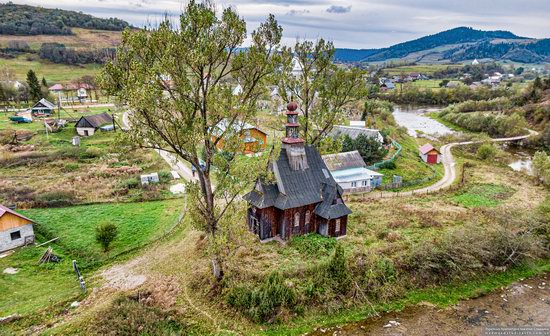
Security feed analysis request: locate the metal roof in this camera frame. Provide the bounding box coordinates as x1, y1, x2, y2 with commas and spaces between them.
419, 143, 440, 155
322, 150, 366, 171
76, 113, 113, 129
0, 204, 35, 224
329, 125, 382, 141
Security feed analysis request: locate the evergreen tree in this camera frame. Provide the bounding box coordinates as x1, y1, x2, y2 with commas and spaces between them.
41, 76, 48, 87
26, 70, 42, 101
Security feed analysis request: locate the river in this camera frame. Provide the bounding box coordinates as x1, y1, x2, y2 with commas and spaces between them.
392, 105, 454, 138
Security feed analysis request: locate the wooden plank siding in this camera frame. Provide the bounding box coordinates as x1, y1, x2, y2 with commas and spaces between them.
0, 212, 33, 231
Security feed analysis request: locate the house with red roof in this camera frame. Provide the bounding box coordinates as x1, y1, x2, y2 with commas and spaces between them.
0, 205, 35, 253
419, 143, 441, 164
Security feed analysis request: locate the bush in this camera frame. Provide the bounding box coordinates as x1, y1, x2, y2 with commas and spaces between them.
84, 295, 187, 335
34, 190, 77, 207
62, 162, 80, 172
326, 243, 351, 293
289, 234, 336, 255
119, 177, 140, 189
158, 170, 172, 183
226, 272, 296, 322
95, 222, 119, 252
476, 143, 497, 160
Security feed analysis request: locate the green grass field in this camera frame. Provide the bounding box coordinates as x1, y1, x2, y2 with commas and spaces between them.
0, 199, 183, 316
451, 184, 515, 208
0, 54, 101, 83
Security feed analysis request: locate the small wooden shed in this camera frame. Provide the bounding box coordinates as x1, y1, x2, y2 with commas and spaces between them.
0, 205, 35, 253
419, 143, 441, 164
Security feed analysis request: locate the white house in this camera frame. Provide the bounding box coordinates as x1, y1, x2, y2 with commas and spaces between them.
472, 59, 480, 65
232, 84, 243, 96
329, 125, 384, 144
0, 205, 35, 253
75, 113, 114, 137
322, 151, 384, 193
291, 57, 303, 77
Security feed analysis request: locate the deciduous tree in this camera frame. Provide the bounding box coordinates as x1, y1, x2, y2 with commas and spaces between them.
100, 1, 282, 281
277, 39, 365, 144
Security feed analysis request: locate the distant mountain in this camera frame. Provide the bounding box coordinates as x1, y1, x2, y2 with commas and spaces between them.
0, 2, 131, 36
335, 27, 550, 64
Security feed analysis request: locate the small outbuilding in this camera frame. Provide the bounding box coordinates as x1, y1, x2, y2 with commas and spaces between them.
419, 143, 441, 164
141, 173, 160, 185
75, 113, 114, 137
30, 98, 56, 117
0, 205, 35, 253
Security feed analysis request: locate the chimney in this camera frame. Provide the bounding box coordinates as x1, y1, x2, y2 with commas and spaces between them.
282, 102, 308, 170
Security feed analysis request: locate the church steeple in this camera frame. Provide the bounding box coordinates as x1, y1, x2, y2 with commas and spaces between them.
282, 102, 308, 170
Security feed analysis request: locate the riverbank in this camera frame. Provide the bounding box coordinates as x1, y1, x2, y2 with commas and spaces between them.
306, 265, 550, 336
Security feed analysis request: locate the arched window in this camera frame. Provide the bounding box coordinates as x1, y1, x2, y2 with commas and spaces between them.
294, 212, 300, 227
335, 219, 341, 233
305, 211, 311, 225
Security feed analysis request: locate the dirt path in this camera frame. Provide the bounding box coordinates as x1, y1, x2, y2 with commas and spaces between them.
310, 274, 550, 336
370, 130, 538, 198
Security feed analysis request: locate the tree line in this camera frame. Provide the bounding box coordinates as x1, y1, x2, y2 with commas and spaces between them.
39, 43, 115, 65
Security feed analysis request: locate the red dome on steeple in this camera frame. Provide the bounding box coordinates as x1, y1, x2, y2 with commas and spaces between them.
287, 101, 298, 112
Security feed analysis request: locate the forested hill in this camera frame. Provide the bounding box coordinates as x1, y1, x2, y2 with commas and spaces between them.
334, 27, 550, 64
364, 27, 525, 62
0, 2, 130, 35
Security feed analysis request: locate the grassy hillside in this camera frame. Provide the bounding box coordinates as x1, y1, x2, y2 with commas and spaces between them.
0, 53, 101, 83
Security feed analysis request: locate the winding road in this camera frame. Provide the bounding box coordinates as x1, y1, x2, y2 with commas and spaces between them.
371, 129, 538, 198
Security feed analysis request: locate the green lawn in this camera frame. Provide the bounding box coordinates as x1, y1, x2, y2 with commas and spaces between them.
451, 183, 515, 208
0, 199, 183, 317
383, 64, 462, 76
0, 54, 101, 84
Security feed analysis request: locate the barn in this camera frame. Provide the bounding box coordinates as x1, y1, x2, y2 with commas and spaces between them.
0, 205, 35, 253
419, 143, 442, 164
244, 102, 351, 241
75, 113, 114, 137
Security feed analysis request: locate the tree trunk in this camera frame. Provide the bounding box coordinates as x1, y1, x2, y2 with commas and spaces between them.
211, 257, 224, 282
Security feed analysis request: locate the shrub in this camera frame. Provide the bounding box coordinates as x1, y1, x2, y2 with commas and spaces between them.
84, 295, 188, 335
326, 243, 351, 293
476, 143, 498, 160
95, 222, 119, 252
226, 272, 296, 322
289, 234, 336, 255
119, 177, 140, 189
62, 162, 80, 172
158, 170, 172, 183
79, 148, 103, 160
34, 190, 77, 207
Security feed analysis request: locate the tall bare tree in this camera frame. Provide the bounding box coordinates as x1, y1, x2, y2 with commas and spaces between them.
100, 1, 282, 280
277, 39, 366, 144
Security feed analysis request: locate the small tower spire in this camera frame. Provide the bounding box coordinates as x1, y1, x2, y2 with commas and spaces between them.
282, 102, 308, 170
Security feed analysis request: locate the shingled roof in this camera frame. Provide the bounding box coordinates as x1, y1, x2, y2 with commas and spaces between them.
244, 145, 351, 219
322, 150, 366, 171
76, 113, 113, 129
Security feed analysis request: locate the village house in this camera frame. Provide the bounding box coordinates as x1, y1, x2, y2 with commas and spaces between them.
75, 112, 114, 137
212, 119, 267, 154
419, 143, 442, 164
329, 125, 384, 143
30, 98, 56, 117
244, 102, 351, 241
379, 78, 395, 91
322, 150, 383, 193
0, 205, 35, 253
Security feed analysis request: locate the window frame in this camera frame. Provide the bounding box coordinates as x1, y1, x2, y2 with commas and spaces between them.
10, 230, 21, 241
335, 219, 341, 233
294, 212, 300, 227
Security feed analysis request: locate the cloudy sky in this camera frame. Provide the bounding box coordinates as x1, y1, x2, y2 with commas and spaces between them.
12, 0, 550, 48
